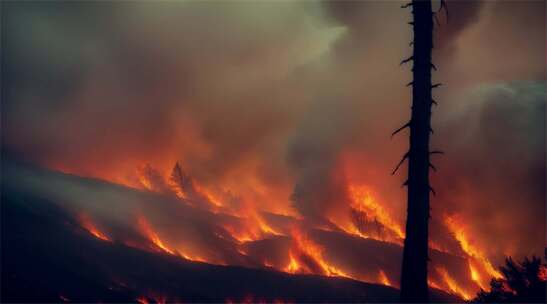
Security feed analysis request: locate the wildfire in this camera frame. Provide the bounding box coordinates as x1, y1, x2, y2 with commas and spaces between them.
437, 267, 472, 300
79, 213, 111, 242
427, 279, 442, 290
137, 216, 175, 255
445, 214, 502, 280
285, 228, 349, 278
347, 185, 405, 241
53, 160, 500, 298
378, 270, 392, 286
469, 261, 487, 290
284, 252, 300, 273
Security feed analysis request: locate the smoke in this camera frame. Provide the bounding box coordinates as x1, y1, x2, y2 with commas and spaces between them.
433, 82, 545, 261
2, 0, 545, 266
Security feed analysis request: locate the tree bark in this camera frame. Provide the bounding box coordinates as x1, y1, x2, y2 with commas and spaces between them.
400, 0, 434, 302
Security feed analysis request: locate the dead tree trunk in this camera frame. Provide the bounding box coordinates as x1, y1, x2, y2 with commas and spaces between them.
395, 0, 443, 302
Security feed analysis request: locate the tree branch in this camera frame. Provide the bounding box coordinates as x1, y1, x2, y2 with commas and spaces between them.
392, 152, 410, 175
400, 56, 414, 65
391, 121, 411, 138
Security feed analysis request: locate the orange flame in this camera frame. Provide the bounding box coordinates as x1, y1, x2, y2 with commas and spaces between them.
285, 228, 349, 278
79, 213, 111, 242
469, 261, 487, 290
55, 160, 498, 297
445, 214, 502, 280
378, 270, 391, 286
284, 252, 300, 273
347, 185, 404, 242
137, 216, 175, 255
437, 267, 472, 300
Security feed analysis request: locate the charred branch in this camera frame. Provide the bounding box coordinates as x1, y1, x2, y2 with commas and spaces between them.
392, 121, 411, 138
392, 152, 409, 175
400, 56, 414, 65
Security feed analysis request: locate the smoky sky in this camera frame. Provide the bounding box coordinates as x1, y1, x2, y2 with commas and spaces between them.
1, 0, 545, 262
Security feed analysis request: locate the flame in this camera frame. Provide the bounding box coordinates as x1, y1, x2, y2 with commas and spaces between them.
428, 279, 442, 290
469, 261, 487, 290
137, 216, 175, 255
50, 160, 498, 297
285, 228, 349, 278
445, 215, 502, 280
284, 252, 300, 273
437, 267, 472, 300
347, 185, 405, 242
378, 270, 391, 286
79, 213, 111, 242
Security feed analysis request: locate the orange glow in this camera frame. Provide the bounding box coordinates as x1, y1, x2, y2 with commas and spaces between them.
79, 213, 111, 242
137, 216, 175, 255
378, 270, 391, 286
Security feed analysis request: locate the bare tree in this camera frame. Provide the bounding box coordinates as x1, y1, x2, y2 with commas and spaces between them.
395, 0, 446, 302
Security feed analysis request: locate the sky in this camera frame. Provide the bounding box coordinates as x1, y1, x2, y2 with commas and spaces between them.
2, 0, 545, 265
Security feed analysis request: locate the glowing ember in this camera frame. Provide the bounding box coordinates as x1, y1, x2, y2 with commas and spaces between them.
79, 213, 111, 242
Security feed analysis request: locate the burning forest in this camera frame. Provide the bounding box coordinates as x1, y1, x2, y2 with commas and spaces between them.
1, 0, 545, 303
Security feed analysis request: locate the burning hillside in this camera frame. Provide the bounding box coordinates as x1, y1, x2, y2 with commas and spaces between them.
2, 0, 544, 303
2, 160, 510, 301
